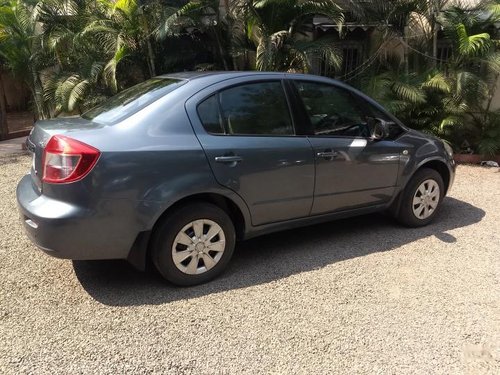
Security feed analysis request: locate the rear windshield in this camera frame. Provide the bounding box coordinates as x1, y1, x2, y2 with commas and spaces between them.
82, 78, 185, 125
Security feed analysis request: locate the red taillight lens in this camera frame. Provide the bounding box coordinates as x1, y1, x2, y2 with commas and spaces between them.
42, 135, 100, 183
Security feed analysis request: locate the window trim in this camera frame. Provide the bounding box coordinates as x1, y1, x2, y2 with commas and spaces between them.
196, 79, 300, 138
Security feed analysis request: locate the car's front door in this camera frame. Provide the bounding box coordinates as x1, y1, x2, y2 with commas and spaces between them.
291, 80, 405, 215
187, 79, 315, 226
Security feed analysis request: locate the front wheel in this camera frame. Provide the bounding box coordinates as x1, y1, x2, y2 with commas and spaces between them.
396, 168, 445, 227
151, 203, 236, 286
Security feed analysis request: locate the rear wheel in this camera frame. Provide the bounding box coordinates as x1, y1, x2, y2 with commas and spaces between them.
151, 203, 235, 286
396, 168, 444, 227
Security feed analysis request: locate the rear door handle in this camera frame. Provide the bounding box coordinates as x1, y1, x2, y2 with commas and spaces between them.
316, 150, 339, 159
215, 155, 243, 164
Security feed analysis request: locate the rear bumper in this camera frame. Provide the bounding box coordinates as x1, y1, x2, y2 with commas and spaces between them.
16, 175, 138, 260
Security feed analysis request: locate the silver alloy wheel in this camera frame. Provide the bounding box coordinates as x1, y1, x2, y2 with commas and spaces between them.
172, 219, 226, 275
412, 179, 440, 220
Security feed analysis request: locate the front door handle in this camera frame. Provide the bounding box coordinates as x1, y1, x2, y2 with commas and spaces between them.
215, 155, 243, 164
316, 150, 339, 159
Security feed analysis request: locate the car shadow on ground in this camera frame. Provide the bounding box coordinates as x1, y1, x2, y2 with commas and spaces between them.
73, 197, 485, 306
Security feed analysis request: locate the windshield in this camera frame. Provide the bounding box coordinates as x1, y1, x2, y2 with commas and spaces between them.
82, 78, 186, 125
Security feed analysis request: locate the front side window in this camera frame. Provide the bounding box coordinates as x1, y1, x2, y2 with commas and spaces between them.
294, 81, 370, 137
218, 81, 294, 136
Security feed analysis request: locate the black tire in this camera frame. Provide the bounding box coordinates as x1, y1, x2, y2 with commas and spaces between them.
151, 202, 236, 286
396, 168, 445, 227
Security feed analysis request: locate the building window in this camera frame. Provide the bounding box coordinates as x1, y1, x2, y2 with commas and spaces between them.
437, 42, 453, 68
317, 42, 363, 78
341, 44, 363, 77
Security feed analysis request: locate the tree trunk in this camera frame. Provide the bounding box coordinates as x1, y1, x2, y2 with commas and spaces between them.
31, 71, 49, 120
431, 0, 438, 68
432, 28, 438, 67
0, 73, 8, 140
484, 72, 499, 123
146, 38, 157, 77
140, 11, 156, 78
403, 25, 410, 78
213, 29, 230, 71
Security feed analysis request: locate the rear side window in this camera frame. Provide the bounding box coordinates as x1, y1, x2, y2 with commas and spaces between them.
197, 95, 224, 134
219, 82, 294, 136
83, 78, 185, 125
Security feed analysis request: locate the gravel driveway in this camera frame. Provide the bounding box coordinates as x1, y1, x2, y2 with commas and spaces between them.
1, 153, 499, 374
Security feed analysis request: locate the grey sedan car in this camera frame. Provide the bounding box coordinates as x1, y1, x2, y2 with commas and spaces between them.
17, 72, 455, 285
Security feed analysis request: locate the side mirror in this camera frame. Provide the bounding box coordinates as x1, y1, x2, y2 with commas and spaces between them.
367, 117, 389, 141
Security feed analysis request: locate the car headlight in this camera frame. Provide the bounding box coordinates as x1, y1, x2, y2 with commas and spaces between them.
443, 142, 454, 158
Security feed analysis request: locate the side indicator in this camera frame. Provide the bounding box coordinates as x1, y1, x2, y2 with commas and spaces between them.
25, 219, 38, 229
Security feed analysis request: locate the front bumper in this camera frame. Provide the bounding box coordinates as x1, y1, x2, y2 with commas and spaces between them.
16, 174, 138, 260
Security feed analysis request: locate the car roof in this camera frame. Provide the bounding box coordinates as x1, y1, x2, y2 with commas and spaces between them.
158, 71, 342, 89
159, 71, 285, 81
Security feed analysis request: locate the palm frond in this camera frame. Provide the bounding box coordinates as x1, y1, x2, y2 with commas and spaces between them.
482, 52, 500, 75
295, 0, 344, 27
439, 116, 463, 131
392, 81, 426, 104
103, 43, 128, 93
455, 71, 489, 105
360, 72, 393, 102
256, 34, 277, 71
155, 1, 207, 39
292, 37, 342, 73
422, 72, 451, 93
455, 23, 491, 58
113, 0, 138, 16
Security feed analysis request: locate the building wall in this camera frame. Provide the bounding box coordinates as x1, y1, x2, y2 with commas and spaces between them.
0, 71, 30, 112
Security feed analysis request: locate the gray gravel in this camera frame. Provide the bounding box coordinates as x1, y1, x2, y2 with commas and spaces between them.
1, 153, 499, 374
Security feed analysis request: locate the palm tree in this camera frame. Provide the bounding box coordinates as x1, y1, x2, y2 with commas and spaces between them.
81, 0, 176, 92
346, 0, 430, 73
358, 2, 500, 155
0, 0, 51, 119
433, 3, 500, 154
38, 0, 176, 115
231, 0, 344, 72
157, 0, 234, 70
34, 0, 109, 115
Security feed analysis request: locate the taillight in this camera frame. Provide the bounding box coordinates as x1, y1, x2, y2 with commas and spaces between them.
42, 135, 100, 183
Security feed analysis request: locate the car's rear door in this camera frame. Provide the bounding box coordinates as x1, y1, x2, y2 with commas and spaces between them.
289, 79, 404, 215
185, 77, 315, 226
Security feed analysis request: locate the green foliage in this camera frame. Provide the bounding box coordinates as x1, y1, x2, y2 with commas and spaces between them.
0, 0, 499, 156
0, 0, 51, 118
455, 24, 491, 58
0, 0, 179, 117
233, 0, 343, 72
156, 0, 233, 70
356, 0, 500, 156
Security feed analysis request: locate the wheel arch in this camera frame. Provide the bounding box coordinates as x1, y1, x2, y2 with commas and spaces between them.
416, 159, 451, 194
127, 192, 248, 271
389, 157, 451, 217
152, 193, 247, 240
